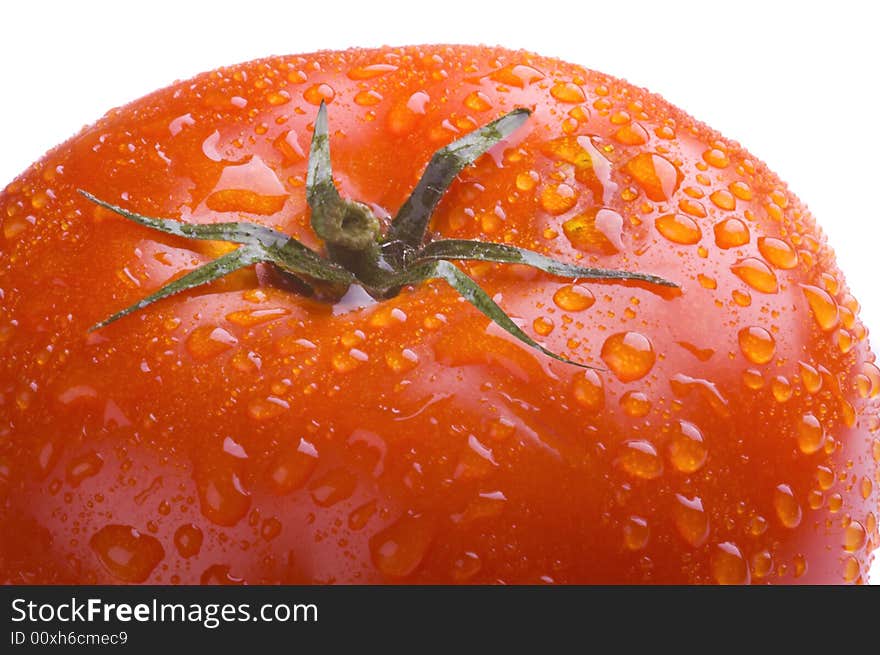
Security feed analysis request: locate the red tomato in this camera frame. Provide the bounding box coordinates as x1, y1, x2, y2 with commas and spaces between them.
0, 45, 877, 584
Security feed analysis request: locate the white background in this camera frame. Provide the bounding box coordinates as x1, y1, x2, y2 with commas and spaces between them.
2, 0, 878, 582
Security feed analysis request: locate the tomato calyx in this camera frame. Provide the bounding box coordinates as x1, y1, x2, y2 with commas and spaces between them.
79, 103, 677, 367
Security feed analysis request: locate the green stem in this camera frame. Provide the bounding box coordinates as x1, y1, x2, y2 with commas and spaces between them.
306, 102, 381, 255
80, 104, 679, 369
386, 108, 531, 248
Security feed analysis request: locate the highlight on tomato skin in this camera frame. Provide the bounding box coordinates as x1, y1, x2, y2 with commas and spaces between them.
0, 44, 878, 584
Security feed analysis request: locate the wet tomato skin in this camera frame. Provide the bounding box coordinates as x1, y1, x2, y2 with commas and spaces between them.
1, 45, 878, 584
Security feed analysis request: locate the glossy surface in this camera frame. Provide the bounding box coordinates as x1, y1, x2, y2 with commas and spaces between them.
0, 45, 877, 584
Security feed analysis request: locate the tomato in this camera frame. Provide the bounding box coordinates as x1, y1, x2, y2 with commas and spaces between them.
1, 45, 877, 584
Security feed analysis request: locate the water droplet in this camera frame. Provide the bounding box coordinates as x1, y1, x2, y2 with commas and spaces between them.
844, 520, 867, 552
2, 215, 31, 240
773, 484, 802, 528
174, 523, 203, 558
842, 555, 860, 582
572, 370, 605, 413
201, 564, 245, 585
266, 90, 290, 106
216, 437, 244, 460
712, 542, 750, 584
668, 420, 707, 473
36, 439, 62, 479
261, 517, 282, 541
697, 274, 716, 290
540, 183, 578, 215
424, 313, 446, 330
799, 362, 822, 393
771, 375, 793, 403
407, 91, 431, 114
464, 91, 493, 112
451, 551, 483, 582
655, 125, 675, 139
268, 438, 319, 495
541, 135, 617, 203
828, 492, 843, 513
837, 329, 854, 354
623, 516, 650, 550
601, 332, 655, 382
370, 513, 435, 578
742, 368, 764, 390
103, 399, 130, 429
678, 198, 707, 218
387, 91, 429, 134
731, 258, 778, 293
532, 316, 554, 336
34, 191, 54, 211
792, 553, 808, 578
709, 189, 736, 210
674, 494, 709, 547
620, 391, 651, 417
516, 170, 539, 191
797, 414, 825, 454
196, 468, 250, 527
309, 467, 356, 507
801, 285, 839, 331
488, 64, 544, 88
624, 153, 682, 201
348, 63, 398, 80
758, 237, 798, 269
226, 307, 289, 327
748, 515, 769, 536
614, 122, 649, 145
563, 208, 624, 254
702, 148, 730, 168
89, 525, 165, 583
815, 465, 834, 491
186, 326, 237, 361
713, 218, 750, 249
553, 284, 595, 312
751, 550, 773, 578
66, 451, 104, 487
485, 418, 515, 443
303, 83, 335, 105
655, 213, 701, 245
385, 347, 419, 373
550, 81, 586, 103
272, 130, 305, 163
738, 326, 776, 364
834, 402, 853, 433
349, 500, 377, 531
617, 440, 663, 480
460, 491, 508, 522
368, 305, 407, 328
478, 209, 503, 234
354, 89, 383, 106
247, 396, 289, 421
728, 181, 753, 200
332, 350, 366, 373
860, 476, 873, 500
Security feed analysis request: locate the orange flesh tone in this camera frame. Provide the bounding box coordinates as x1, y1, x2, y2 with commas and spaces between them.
0, 45, 877, 584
